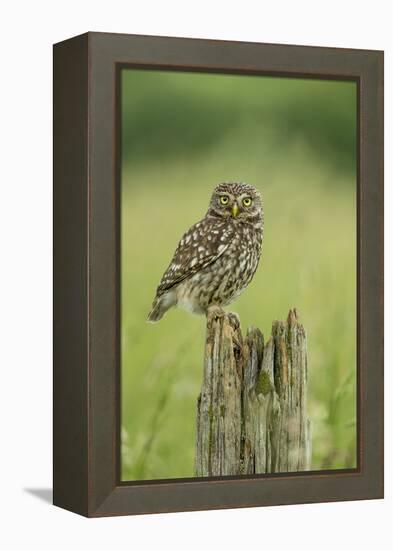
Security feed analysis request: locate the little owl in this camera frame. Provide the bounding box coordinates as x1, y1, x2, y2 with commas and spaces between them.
148, 182, 264, 322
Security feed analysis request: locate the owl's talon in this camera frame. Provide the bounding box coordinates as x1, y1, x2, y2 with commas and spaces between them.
206, 305, 225, 322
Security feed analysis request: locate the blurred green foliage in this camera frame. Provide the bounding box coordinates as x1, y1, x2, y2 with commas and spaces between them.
121, 69, 357, 481
122, 71, 357, 174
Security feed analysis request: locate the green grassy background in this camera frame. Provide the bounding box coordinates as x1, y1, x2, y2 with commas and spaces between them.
120, 70, 357, 481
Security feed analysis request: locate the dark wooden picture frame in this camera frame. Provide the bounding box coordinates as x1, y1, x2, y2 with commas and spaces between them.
53, 32, 383, 517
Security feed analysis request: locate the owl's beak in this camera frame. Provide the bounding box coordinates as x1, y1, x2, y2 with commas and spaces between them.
231, 203, 239, 218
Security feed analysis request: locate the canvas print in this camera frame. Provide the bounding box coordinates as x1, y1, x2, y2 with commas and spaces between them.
120, 69, 357, 481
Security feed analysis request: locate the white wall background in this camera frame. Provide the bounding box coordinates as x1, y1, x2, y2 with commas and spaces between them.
0, 1, 391, 548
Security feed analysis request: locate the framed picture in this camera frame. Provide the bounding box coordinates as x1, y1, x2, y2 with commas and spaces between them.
53, 32, 384, 517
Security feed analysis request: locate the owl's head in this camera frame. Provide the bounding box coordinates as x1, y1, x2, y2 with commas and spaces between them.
207, 182, 263, 223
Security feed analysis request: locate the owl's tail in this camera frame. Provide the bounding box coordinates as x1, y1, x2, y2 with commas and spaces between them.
147, 299, 164, 323
147, 293, 174, 323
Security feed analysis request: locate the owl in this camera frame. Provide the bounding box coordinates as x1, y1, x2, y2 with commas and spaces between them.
147, 182, 264, 322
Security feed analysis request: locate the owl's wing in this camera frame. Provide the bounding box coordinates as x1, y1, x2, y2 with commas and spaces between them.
156, 217, 234, 296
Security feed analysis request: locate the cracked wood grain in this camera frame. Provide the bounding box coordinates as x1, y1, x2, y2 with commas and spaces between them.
195, 309, 311, 477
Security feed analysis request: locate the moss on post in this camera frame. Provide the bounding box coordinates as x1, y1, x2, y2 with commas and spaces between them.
195, 309, 312, 477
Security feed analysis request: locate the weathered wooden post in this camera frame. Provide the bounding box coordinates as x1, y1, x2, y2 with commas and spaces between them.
195, 309, 311, 476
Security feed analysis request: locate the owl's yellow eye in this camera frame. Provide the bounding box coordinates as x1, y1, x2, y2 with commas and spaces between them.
243, 197, 252, 207
220, 196, 229, 205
